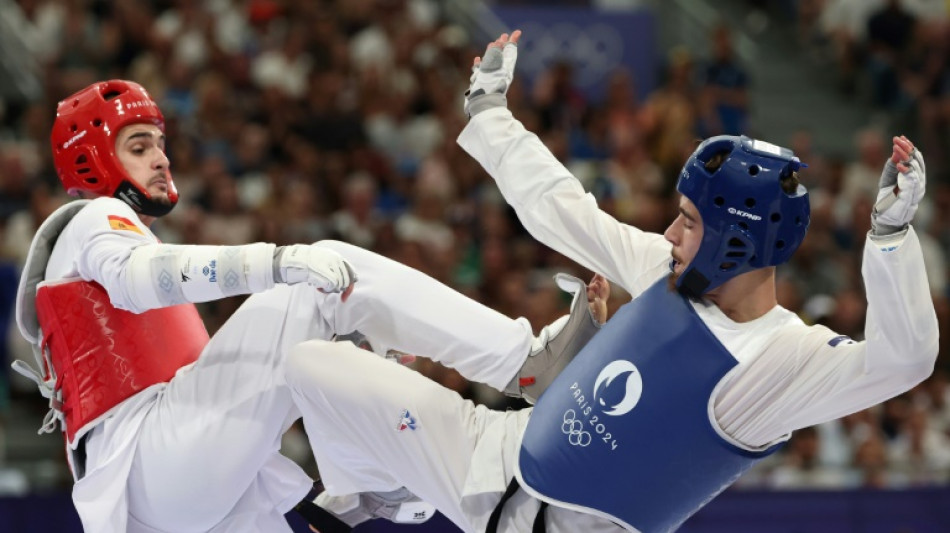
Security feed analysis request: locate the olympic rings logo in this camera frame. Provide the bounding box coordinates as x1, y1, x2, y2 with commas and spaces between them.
515, 22, 625, 88
561, 409, 592, 447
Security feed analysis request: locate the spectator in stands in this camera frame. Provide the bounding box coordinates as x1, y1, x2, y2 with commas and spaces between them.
866, 0, 917, 108
703, 24, 749, 135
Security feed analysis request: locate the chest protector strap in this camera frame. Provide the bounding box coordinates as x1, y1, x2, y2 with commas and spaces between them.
516, 280, 783, 533
36, 279, 208, 445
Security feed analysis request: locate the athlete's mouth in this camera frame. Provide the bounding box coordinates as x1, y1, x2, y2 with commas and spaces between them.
149, 175, 168, 191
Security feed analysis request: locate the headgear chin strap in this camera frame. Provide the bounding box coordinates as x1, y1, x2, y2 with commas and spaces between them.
50, 80, 178, 218
675, 135, 810, 297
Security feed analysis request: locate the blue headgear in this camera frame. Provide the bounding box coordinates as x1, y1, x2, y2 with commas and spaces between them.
675, 135, 810, 297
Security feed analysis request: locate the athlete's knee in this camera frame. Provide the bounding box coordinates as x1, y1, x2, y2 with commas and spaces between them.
286, 339, 333, 387
312, 239, 361, 256
312, 240, 390, 273
285, 339, 362, 389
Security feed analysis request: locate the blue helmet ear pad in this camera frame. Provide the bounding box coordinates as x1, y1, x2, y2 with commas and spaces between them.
675, 135, 810, 297
678, 224, 756, 298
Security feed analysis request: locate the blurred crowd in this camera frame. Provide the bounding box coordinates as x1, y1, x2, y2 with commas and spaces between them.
0, 0, 947, 494
788, 0, 950, 174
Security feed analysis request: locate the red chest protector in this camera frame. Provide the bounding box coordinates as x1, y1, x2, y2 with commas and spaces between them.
35, 278, 209, 445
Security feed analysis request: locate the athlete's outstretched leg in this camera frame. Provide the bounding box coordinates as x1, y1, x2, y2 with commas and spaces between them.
312, 241, 600, 399
312, 241, 531, 390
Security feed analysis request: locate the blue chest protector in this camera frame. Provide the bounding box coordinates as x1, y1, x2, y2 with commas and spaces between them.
517, 279, 783, 533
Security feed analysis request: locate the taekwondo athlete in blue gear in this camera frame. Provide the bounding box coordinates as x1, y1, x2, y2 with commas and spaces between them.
453, 30, 937, 533
517, 136, 808, 533
277, 30, 935, 533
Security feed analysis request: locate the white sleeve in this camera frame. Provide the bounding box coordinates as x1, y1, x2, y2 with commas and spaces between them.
69, 199, 276, 313
717, 228, 939, 447
458, 107, 671, 297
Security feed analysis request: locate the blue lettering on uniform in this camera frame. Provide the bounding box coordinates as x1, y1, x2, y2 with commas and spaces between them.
202, 260, 218, 282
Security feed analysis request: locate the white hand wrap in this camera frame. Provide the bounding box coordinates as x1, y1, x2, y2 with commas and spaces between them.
274, 244, 357, 294
872, 148, 926, 235
126, 242, 276, 311
464, 41, 518, 117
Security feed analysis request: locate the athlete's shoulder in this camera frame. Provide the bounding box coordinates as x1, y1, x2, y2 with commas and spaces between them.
772, 305, 807, 327
72, 197, 151, 239
81, 196, 138, 216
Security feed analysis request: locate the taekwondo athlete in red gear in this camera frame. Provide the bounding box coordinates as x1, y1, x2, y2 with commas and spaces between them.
13, 80, 603, 532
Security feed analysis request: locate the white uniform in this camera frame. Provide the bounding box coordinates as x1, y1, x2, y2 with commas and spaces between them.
287, 108, 939, 532
35, 196, 534, 532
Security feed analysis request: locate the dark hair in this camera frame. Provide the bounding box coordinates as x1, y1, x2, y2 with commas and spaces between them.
704, 151, 729, 172
780, 171, 801, 195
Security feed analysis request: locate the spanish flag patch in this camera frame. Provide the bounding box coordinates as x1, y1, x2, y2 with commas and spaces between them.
107, 215, 144, 235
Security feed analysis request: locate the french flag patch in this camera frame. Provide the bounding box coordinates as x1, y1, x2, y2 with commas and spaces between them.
395, 409, 417, 432
828, 335, 856, 347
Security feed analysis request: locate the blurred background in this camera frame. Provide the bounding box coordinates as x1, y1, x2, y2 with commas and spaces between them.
0, 0, 948, 531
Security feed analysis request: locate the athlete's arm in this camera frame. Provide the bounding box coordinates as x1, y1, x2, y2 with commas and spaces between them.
458, 31, 671, 297
460, 109, 671, 296
73, 198, 355, 313
716, 139, 938, 447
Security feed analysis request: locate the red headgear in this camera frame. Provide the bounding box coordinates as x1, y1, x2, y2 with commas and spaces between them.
51, 80, 179, 217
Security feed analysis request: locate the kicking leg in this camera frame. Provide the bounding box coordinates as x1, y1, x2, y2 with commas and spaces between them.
312, 241, 600, 399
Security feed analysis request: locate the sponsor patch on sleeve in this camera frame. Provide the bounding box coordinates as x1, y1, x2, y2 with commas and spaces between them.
107, 215, 144, 235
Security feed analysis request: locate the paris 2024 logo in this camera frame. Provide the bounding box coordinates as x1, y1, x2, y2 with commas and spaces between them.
562, 360, 643, 451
